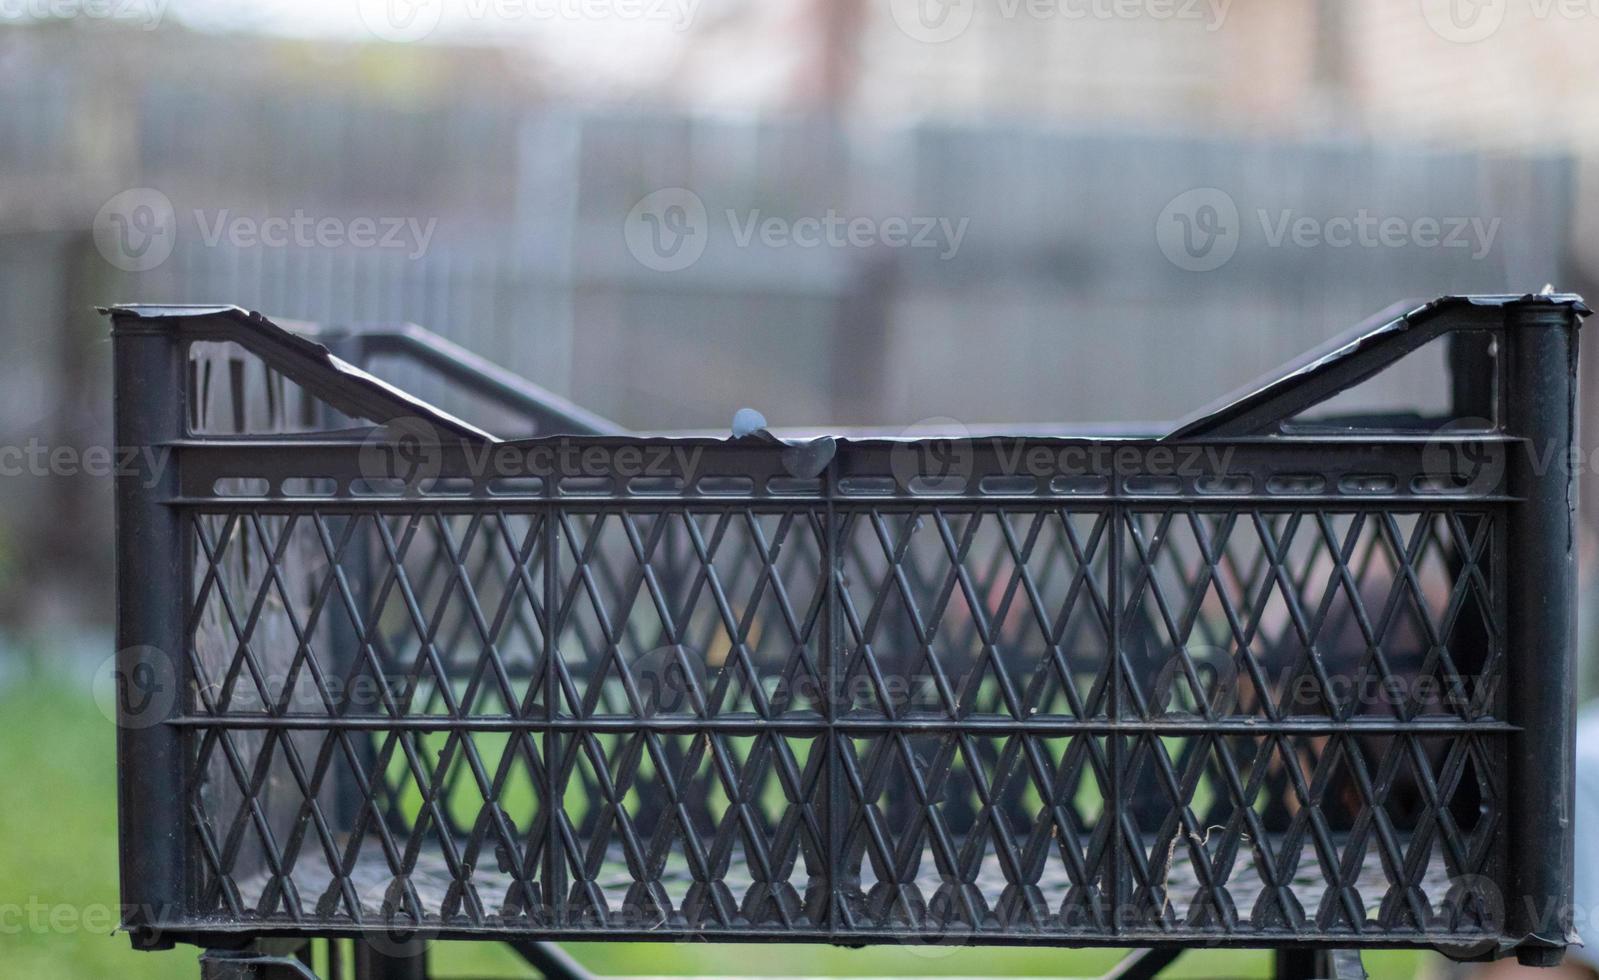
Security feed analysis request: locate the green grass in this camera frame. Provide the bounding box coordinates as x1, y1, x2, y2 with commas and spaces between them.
0, 671, 1428, 978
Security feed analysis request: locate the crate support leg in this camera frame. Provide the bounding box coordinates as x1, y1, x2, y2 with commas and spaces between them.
1272, 948, 1322, 979
353, 940, 429, 980
1100, 946, 1183, 980
508, 940, 598, 980
200, 942, 318, 979
1270, 948, 1365, 980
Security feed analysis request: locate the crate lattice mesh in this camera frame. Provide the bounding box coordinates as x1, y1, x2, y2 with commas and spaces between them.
186, 502, 1503, 941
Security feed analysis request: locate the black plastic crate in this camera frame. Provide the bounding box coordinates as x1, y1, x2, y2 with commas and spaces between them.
106, 295, 1586, 978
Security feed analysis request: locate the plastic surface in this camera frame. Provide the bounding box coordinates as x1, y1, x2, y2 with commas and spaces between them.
106, 296, 1585, 962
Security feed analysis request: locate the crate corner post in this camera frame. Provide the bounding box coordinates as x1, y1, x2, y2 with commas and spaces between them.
1503, 297, 1584, 967
110, 307, 190, 952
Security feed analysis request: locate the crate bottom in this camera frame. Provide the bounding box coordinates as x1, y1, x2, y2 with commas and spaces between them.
219, 833, 1465, 934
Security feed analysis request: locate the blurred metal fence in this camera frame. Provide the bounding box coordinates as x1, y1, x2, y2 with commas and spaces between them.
0, 96, 1581, 645
83, 110, 1576, 430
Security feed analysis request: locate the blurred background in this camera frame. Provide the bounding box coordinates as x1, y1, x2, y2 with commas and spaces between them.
3, 0, 1599, 977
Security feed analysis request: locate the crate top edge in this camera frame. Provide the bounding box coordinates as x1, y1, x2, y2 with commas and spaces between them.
100, 293, 1587, 447
1166, 291, 1588, 440
100, 303, 495, 444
